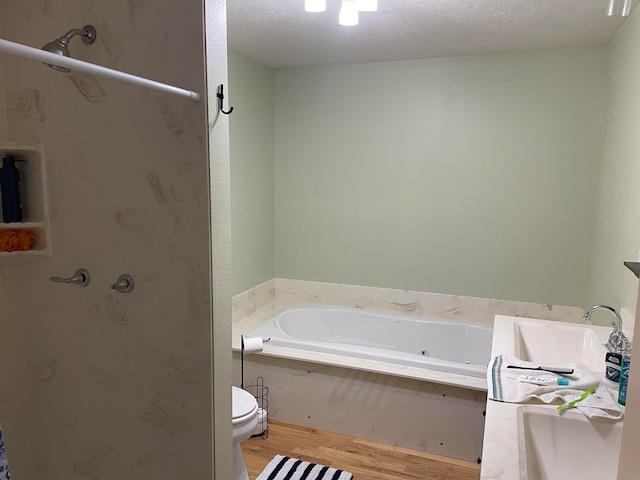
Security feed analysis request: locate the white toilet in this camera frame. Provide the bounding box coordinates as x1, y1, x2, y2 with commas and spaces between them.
232, 386, 259, 480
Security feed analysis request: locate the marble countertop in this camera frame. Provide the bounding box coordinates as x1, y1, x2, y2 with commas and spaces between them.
232, 302, 488, 391
480, 315, 622, 479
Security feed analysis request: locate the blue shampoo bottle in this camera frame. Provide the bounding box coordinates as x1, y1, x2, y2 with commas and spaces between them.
0, 156, 24, 223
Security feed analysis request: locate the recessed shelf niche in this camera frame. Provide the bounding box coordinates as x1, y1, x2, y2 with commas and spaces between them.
0, 144, 51, 256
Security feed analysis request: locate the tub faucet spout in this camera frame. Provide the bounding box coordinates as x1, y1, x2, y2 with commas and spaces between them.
583, 304, 630, 353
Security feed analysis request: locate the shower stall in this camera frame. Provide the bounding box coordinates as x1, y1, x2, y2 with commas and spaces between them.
0, 0, 231, 478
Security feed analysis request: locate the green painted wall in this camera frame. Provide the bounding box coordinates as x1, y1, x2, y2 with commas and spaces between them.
228, 51, 275, 295
274, 48, 607, 306
587, 10, 640, 314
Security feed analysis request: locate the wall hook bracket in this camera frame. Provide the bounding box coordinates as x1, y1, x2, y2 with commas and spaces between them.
217, 84, 234, 115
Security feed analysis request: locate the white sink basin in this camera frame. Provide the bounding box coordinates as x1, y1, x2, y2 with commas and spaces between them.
514, 320, 606, 372
518, 406, 622, 479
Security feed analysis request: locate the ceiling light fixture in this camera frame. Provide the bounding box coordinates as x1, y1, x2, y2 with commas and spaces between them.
606, 0, 633, 16
305, 0, 327, 13
357, 0, 378, 12
305, 0, 376, 26
339, 0, 359, 26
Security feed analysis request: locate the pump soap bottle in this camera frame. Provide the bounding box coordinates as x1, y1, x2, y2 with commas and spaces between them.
0, 156, 24, 223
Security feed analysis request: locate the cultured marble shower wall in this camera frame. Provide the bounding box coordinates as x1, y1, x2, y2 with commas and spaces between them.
0, 2, 213, 479
0, 40, 7, 139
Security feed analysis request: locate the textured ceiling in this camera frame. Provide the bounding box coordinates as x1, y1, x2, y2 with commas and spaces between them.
227, 0, 636, 68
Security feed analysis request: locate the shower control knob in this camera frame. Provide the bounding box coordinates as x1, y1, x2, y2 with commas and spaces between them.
49, 268, 91, 287
110, 274, 134, 293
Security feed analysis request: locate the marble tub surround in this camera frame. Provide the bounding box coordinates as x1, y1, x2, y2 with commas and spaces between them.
232, 278, 276, 320
232, 279, 587, 391
480, 316, 622, 479
233, 278, 585, 329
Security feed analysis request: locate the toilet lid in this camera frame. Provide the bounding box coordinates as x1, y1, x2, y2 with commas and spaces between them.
232, 386, 258, 420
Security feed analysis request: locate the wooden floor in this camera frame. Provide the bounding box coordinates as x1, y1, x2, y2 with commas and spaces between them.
242, 421, 481, 480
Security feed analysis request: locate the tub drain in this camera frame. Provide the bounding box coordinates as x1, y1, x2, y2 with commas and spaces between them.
420, 349, 429, 356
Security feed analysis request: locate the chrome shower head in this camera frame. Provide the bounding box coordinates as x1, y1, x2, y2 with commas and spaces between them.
41, 25, 97, 73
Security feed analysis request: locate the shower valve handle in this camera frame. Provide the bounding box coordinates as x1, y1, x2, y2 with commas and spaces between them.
110, 274, 134, 293
49, 268, 91, 287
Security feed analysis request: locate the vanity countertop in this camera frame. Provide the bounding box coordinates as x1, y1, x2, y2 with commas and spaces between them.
480, 315, 623, 479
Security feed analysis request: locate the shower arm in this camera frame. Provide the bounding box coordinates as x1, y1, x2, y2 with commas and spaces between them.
59, 28, 93, 44
0, 37, 201, 102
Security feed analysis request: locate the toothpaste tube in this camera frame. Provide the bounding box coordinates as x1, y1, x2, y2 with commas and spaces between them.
518, 375, 569, 386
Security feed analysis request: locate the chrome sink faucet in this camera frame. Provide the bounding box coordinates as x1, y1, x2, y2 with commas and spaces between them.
583, 304, 630, 353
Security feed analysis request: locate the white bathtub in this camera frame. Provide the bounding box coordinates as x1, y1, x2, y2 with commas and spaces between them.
248, 305, 493, 378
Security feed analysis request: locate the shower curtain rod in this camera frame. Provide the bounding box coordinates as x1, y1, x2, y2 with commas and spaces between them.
0, 38, 201, 103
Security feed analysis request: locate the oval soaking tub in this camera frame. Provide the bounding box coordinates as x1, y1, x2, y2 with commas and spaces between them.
248, 305, 493, 378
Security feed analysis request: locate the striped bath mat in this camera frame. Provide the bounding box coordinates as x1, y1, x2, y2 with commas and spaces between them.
256, 454, 354, 480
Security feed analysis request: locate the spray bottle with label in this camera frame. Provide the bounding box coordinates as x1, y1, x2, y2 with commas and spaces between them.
619, 353, 632, 406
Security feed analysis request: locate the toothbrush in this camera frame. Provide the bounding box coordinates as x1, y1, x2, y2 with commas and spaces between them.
556, 387, 596, 412
506, 364, 575, 375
